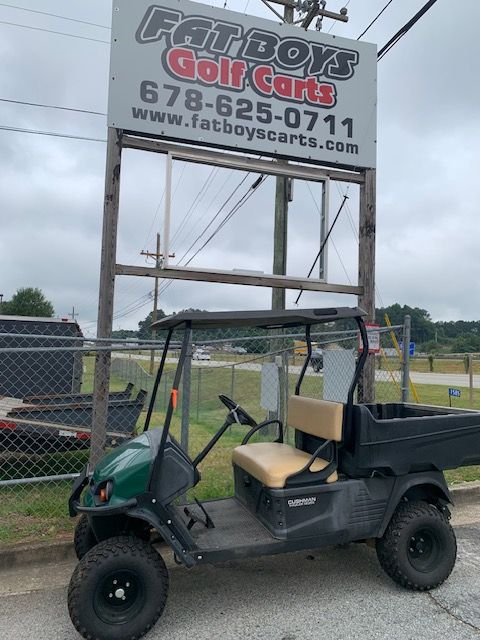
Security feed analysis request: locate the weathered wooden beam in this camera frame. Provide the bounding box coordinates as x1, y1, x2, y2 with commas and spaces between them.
121, 135, 365, 185
90, 127, 123, 467
357, 168, 376, 403
116, 263, 363, 295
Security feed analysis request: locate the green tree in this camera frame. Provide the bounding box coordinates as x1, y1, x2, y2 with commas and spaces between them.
138, 309, 166, 340
2, 287, 54, 317
376, 304, 435, 344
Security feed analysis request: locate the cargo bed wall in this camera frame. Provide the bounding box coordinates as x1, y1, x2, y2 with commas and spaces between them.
340, 403, 480, 477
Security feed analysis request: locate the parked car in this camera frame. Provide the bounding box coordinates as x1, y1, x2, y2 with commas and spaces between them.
232, 346, 247, 354
310, 348, 323, 372
192, 349, 211, 361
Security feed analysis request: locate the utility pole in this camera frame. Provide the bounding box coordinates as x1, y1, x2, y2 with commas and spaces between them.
69, 306, 79, 321
141, 233, 162, 374
141, 234, 175, 374
271, 1, 348, 312
272, 1, 294, 313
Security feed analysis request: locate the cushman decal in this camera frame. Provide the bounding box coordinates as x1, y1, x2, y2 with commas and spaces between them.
288, 497, 317, 508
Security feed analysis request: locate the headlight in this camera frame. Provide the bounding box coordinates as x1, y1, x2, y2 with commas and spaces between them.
95, 479, 114, 504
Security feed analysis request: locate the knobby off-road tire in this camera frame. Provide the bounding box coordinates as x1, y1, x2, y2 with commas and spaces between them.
68, 535, 169, 640
376, 500, 456, 591
74, 514, 97, 561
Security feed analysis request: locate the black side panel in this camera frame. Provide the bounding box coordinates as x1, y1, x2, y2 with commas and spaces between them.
149, 438, 197, 504
234, 464, 395, 542
340, 403, 480, 477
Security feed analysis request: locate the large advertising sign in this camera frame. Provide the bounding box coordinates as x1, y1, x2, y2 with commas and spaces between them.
109, 0, 377, 169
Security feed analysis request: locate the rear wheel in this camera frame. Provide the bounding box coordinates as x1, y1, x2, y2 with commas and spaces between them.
376, 500, 456, 590
74, 514, 97, 560
68, 535, 168, 640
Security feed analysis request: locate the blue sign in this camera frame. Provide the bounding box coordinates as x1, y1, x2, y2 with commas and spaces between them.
399, 342, 416, 357
449, 388, 461, 398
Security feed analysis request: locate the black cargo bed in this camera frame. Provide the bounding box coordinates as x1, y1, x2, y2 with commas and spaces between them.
340, 403, 480, 477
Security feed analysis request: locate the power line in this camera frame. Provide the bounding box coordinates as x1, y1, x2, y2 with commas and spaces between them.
305, 182, 353, 285
0, 3, 110, 30
169, 167, 220, 248
172, 169, 235, 254
0, 124, 106, 143
377, 0, 439, 61
0, 19, 110, 44
294, 194, 350, 305
327, 0, 351, 33
173, 173, 252, 266
0, 97, 106, 117
157, 175, 266, 298
357, 0, 394, 40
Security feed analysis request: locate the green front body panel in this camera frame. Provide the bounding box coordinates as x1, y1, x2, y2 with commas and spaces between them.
84, 433, 154, 508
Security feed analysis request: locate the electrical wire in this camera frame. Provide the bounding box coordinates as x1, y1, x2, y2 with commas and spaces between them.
377, 0, 439, 61
0, 3, 110, 30
173, 173, 252, 265
306, 182, 353, 284
171, 169, 235, 254
157, 174, 266, 298
0, 124, 106, 143
169, 167, 220, 248
0, 97, 106, 117
357, 0, 394, 40
326, 0, 351, 34
0, 19, 110, 43
294, 193, 350, 305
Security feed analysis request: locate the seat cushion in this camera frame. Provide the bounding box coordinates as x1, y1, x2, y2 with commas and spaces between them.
232, 442, 337, 489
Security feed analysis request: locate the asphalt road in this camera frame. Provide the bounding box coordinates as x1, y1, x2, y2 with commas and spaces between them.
1, 502, 480, 640
118, 354, 479, 388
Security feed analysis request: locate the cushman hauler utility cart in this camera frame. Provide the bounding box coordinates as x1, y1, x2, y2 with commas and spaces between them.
67, 307, 479, 640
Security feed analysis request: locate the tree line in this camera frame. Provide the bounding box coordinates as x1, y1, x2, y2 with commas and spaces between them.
2, 290, 479, 353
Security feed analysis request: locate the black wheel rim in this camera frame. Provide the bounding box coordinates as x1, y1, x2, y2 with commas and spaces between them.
407, 527, 440, 573
94, 569, 145, 625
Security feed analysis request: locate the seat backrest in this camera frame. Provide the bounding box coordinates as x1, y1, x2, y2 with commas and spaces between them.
288, 396, 343, 442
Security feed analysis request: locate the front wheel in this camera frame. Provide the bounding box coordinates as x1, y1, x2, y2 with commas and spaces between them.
68, 535, 168, 640
376, 500, 456, 590
73, 514, 97, 560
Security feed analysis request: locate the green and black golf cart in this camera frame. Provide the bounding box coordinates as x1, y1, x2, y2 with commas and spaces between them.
68, 307, 480, 640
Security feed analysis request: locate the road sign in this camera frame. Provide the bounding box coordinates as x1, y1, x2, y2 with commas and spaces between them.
108, 0, 377, 169
449, 388, 461, 398
399, 341, 416, 357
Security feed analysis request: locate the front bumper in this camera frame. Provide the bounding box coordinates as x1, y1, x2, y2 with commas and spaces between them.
68, 465, 89, 517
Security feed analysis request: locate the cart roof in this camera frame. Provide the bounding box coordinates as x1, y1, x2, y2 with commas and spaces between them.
152, 307, 365, 330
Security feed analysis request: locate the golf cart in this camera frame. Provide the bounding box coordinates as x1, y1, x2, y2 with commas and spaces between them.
68, 307, 471, 640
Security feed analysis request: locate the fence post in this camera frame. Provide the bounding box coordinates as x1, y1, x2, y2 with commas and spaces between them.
468, 354, 474, 408
196, 367, 201, 422
401, 315, 411, 403
230, 364, 236, 399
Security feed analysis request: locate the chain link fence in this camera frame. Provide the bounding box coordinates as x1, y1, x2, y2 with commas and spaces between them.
0, 318, 405, 543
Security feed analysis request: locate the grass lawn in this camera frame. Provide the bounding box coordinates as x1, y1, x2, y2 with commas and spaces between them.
2, 361, 480, 545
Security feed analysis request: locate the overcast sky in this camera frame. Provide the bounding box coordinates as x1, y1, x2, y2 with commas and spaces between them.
1, 0, 479, 335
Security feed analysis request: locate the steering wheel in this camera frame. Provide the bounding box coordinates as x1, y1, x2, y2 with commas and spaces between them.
218, 394, 257, 427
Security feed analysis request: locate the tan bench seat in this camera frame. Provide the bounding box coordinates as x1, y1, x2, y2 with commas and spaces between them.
232, 442, 338, 489
232, 396, 343, 489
